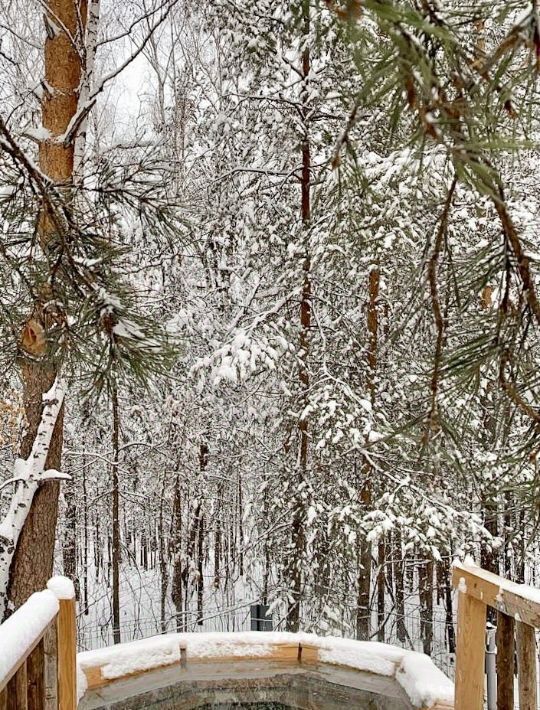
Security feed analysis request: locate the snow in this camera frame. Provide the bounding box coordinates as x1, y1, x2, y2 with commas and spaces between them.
0, 590, 59, 684
78, 631, 454, 708
396, 651, 455, 707
318, 638, 401, 677
25, 126, 51, 142
47, 575, 76, 600
516, 583, 540, 604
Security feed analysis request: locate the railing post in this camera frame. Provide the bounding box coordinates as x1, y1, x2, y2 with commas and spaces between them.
516, 620, 537, 710
485, 623, 496, 710
47, 577, 76, 710
455, 588, 486, 710
496, 612, 514, 709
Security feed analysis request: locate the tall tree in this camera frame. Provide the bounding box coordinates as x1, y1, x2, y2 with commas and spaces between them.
7, 0, 87, 612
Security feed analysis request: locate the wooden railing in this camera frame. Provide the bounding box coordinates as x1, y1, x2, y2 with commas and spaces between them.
453, 562, 539, 710
0, 576, 76, 710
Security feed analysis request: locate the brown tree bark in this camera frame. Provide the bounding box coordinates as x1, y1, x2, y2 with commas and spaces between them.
357, 267, 380, 639
7, 0, 87, 611
111, 381, 121, 644
159, 480, 169, 633
394, 531, 407, 643
377, 536, 385, 642
82, 452, 89, 614
171, 471, 184, 631
419, 558, 434, 655
62, 461, 77, 590
213, 482, 222, 589
287, 0, 311, 633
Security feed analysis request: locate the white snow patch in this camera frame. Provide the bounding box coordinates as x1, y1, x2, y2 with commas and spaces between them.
25, 126, 51, 141
397, 651, 454, 707
516, 583, 540, 604
47, 575, 75, 600
318, 639, 401, 677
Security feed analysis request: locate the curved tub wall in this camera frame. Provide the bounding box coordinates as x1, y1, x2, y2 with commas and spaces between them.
77, 631, 454, 710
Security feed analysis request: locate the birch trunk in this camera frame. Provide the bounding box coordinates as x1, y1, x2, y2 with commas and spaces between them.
74, 0, 100, 180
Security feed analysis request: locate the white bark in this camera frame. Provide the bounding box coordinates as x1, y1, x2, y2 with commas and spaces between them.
0, 378, 67, 617
74, 0, 100, 181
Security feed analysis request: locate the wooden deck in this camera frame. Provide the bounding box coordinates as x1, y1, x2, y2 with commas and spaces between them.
2, 563, 540, 708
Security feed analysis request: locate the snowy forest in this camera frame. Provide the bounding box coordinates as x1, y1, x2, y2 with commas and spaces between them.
1, 0, 540, 683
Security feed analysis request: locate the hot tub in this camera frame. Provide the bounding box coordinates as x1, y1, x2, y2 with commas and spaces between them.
78, 632, 453, 710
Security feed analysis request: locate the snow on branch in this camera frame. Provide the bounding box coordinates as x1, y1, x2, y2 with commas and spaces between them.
0, 377, 67, 618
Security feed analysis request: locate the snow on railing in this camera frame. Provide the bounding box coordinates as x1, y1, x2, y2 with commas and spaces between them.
452, 561, 539, 710
0, 575, 77, 709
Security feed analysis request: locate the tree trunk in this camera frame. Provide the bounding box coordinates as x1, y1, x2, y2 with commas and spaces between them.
111, 381, 121, 644
171, 471, 184, 631
7, 0, 87, 611
377, 536, 385, 642
62, 461, 77, 592
214, 483, 222, 589
159, 483, 169, 633
196, 513, 204, 626
443, 559, 456, 654
237, 474, 244, 577
287, 0, 311, 633
74, 0, 100, 180
419, 558, 434, 656
394, 532, 407, 643
82, 452, 89, 614
357, 267, 380, 640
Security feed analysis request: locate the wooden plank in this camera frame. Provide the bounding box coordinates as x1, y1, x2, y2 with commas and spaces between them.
298, 644, 318, 663
0, 687, 6, 710
271, 644, 302, 662
454, 590, 485, 710
57, 598, 77, 710
516, 620, 537, 710
27, 639, 45, 710
82, 666, 105, 691
6, 661, 27, 710
44, 621, 57, 710
452, 563, 540, 627
496, 612, 514, 710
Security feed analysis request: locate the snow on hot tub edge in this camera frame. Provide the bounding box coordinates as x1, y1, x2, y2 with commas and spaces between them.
77, 631, 454, 708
